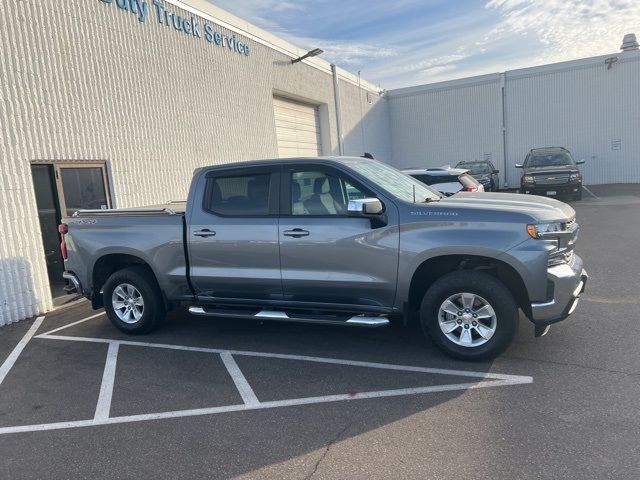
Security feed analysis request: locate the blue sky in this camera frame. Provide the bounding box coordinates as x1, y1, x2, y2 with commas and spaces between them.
208, 0, 640, 89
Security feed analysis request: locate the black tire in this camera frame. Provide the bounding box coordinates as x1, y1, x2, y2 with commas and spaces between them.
420, 271, 518, 361
103, 266, 166, 334
573, 190, 582, 201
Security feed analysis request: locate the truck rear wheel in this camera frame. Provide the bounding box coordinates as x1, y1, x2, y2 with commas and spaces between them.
420, 271, 518, 360
103, 266, 165, 334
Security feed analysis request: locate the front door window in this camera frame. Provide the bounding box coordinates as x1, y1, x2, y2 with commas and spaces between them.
290, 171, 367, 216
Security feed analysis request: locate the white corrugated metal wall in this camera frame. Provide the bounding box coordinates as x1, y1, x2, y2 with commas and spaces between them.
388, 75, 504, 171
504, 53, 640, 186
388, 51, 640, 188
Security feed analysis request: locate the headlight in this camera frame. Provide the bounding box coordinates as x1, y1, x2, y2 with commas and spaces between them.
527, 222, 564, 239
569, 173, 582, 182
522, 175, 534, 184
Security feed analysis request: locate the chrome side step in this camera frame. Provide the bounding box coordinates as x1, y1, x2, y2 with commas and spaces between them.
188, 306, 389, 328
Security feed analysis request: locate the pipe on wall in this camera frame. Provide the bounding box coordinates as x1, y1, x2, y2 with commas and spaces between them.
331, 64, 345, 155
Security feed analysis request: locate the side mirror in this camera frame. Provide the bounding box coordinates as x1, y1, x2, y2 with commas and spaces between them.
348, 198, 384, 216
515, 164, 523, 169
576, 159, 586, 165
493, 169, 500, 174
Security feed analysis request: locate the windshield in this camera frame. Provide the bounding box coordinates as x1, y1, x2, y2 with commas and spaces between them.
525, 153, 574, 167
347, 159, 441, 202
458, 163, 490, 174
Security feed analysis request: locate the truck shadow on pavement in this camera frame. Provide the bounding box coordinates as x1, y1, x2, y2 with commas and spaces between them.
0, 300, 532, 479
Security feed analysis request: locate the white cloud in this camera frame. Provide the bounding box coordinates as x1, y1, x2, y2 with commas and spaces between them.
282, 33, 397, 67
208, 0, 640, 88
381, 52, 470, 76
485, 0, 640, 63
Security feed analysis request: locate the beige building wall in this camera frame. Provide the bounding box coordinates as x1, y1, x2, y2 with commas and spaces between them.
0, 0, 390, 326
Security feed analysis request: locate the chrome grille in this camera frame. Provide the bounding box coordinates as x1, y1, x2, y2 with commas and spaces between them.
534, 174, 570, 185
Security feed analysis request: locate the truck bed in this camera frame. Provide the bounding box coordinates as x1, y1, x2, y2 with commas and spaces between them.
63, 202, 192, 303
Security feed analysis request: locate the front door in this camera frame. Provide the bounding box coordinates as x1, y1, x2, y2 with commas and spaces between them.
187, 166, 282, 302
279, 166, 399, 309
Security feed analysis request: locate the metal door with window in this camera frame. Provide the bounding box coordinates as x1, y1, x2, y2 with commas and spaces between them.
31, 162, 111, 297
279, 165, 399, 309
187, 166, 282, 302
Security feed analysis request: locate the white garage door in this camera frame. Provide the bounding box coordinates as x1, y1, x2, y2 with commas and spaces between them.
273, 96, 322, 158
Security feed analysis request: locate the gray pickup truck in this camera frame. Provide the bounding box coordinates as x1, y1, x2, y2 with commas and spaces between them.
60, 157, 587, 360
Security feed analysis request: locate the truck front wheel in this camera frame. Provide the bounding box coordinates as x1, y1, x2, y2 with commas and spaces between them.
103, 266, 165, 334
420, 271, 518, 360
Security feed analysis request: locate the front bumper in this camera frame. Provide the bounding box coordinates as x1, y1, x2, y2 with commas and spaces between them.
521, 183, 581, 197
529, 254, 587, 325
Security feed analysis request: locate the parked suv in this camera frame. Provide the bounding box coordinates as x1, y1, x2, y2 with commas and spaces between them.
517, 147, 585, 200
403, 166, 484, 195
455, 160, 500, 191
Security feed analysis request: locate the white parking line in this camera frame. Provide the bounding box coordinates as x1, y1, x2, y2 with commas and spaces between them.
37, 312, 105, 337
220, 352, 260, 406
94, 343, 119, 420
0, 313, 532, 436
0, 316, 44, 387
36, 333, 529, 382
582, 186, 600, 199
0, 378, 524, 436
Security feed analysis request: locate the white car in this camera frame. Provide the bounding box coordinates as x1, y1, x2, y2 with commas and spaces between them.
403, 166, 485, 195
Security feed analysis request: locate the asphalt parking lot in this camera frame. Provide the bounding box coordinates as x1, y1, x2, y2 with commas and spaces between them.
1, 186, 639, 479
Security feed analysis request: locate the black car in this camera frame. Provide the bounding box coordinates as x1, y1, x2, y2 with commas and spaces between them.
516, 147, 585, 200
455, 160, 500, 191
402, 166, 484, 195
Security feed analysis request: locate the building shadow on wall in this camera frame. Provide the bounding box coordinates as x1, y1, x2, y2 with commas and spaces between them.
0, 257, 40, 327
342, 97, 391, 161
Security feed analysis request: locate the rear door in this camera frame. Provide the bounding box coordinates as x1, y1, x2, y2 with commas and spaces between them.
187, 166, 282, 302
278, 164, 399, 309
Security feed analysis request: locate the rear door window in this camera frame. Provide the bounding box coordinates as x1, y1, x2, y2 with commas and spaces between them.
204, 174, 271, 216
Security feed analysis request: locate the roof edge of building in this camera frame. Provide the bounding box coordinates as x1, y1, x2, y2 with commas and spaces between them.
387, 49, 640, 98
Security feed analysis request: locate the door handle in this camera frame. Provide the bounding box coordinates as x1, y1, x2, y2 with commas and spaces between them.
283, 228, 310, 238
193, 229, 216, 238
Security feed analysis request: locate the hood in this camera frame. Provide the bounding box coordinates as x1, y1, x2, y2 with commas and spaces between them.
436, 192, 575, 223
523, 165, 578, 175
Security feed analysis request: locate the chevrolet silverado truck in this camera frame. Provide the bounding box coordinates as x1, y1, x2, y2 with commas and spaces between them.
60, 157, 587, 360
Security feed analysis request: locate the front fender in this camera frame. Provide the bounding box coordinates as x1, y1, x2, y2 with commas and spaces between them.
396, 221, 542, 307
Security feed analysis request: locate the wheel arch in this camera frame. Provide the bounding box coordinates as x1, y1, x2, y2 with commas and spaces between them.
90, 252, 163, 309
405, 254, 531, 321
